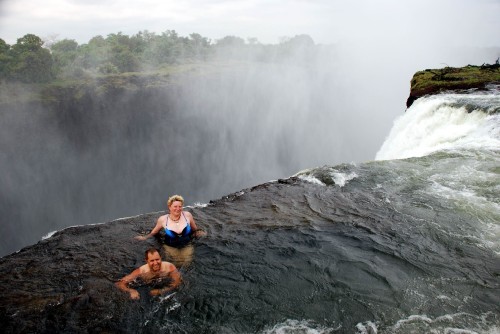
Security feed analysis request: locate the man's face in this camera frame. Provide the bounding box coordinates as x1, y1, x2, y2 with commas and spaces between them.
146, 251, 162, 272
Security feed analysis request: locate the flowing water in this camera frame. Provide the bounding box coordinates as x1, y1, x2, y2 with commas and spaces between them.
0, 88, 499, 333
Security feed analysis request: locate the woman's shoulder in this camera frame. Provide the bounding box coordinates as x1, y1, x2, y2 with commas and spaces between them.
157, 214, 168, 223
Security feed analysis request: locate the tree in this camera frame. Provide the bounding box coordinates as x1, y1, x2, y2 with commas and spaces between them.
50, 39, 79, 76
11, 34, 44, 53
186, 33, 211, 60
0, 39, 12, 78
159, 30, 182, 64
0, 38, 9, 53
277, 34, 315, 64
51, 39, 79, 53
75, 36, 108, 71
247, 37, 259, 45
215, 36, 245, 47
9, 34, 53, 82
213, 36, 247, 60
106, 32, 141, 72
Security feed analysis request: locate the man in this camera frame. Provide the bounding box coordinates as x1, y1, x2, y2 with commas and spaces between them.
116, 248, 181, 300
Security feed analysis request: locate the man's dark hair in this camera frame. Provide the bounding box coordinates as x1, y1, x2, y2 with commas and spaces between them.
145, 247, 160, 260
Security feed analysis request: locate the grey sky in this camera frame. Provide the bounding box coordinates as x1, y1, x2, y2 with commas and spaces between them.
0, 0, 499, 47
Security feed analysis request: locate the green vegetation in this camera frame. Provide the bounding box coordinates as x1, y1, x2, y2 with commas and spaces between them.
407, 60, 500, 106
0, 31, 323, 105
3, 30, 497, 107
1, 34, 53, 83
0, 31, 319, 85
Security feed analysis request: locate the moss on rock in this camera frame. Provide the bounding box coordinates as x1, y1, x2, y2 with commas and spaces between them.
407, 61, 500, 107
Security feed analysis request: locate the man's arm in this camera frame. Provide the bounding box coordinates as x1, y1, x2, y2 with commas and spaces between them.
167, 265, 182, 289
116, 268, 142, 299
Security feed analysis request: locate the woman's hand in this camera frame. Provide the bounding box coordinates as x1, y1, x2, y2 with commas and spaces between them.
194, 230, 207, 238
134, 235, 148, 241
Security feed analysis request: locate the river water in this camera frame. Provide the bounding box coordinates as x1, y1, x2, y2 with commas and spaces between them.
0, 89, 498, 333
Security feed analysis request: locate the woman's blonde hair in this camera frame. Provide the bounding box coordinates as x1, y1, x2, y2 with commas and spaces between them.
167, 195, 184, 207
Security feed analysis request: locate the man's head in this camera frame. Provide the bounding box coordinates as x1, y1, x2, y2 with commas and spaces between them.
145, 248, 162, 272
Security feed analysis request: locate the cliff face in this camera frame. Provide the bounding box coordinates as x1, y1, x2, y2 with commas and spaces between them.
0, 73, 215, 258
406, 62, 500, 108
4, 61, 499, 111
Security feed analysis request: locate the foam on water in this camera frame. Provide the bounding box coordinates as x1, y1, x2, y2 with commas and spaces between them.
294, 166, 358, 187
389, 312, 500, 334
375, 92, 500, 161
330, 171, 358, 187
297, 174, 326, 185
261, 319, 340, 334
373, 90, 500, 256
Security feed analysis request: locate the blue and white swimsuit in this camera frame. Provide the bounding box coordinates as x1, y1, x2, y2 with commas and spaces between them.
164, 212, 192, 246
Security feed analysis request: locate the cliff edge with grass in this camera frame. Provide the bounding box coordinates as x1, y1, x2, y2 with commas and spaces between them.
406, 60, 500, 108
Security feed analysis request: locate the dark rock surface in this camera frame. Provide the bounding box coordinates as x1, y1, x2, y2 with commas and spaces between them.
0, 213, 159, 333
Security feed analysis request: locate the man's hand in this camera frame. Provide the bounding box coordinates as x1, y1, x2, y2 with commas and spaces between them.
129, 289, 140, 300
134, 235, 147, 241
150, 287, 175, 296
150, 288, 161, 296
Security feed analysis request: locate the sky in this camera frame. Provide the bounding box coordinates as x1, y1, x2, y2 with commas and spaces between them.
0, 0, 499, 48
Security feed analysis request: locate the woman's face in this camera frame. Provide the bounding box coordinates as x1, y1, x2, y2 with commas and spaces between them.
169, 200, 183, 215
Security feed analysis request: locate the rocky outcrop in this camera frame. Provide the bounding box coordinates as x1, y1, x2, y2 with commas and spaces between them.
407, 62, 500, 108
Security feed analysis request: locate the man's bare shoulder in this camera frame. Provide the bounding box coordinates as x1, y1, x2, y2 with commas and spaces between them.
160, 261, 177, 272
139, 263, 151, 274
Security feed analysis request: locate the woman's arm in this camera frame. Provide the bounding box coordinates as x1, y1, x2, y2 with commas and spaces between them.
135, 216, 165, 240
185, 211, 206, 237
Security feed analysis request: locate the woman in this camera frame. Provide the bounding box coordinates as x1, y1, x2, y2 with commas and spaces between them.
135, 195, 204, 267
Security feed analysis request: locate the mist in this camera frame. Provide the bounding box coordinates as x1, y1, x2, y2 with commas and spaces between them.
1, 30, 499, 257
